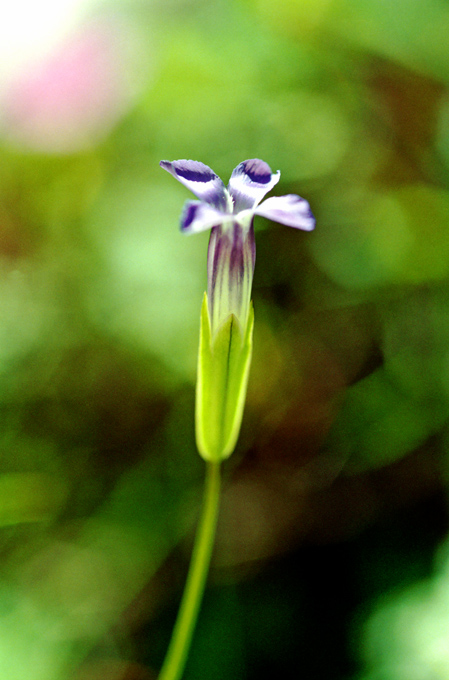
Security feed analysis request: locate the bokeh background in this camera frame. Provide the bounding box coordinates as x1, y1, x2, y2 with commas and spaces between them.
1, 0, 449, 678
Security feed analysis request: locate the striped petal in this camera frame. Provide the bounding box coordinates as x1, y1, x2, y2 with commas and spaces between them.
228, 159, 280, 212
160, 159, 229, 211
180, 200, 229, 234
254, 194, 315, 230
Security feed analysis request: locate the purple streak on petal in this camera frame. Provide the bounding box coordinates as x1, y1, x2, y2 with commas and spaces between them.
160, 159, 229, 211
180, 200, 227, 234
240, 159, 272, 184
254, 194, 316, 231
175, 163, 215, 183
207, 220, 255, 335
228, 159, 280, 212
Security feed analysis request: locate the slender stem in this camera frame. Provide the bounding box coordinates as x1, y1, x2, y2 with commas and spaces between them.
159, 460, 221, 680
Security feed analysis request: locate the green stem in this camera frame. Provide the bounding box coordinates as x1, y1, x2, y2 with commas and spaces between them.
159, 460, 221, 680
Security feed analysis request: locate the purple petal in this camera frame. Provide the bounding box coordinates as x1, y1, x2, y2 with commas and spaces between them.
160, 160, 229, 211
180, 200, 228, 234
254, 194, 315, 231
228, 159, 280, 212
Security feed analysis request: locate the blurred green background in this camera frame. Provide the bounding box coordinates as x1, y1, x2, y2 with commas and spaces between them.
1, 0, 449, 678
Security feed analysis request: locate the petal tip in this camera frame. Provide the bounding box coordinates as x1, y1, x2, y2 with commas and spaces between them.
171, 159, 218, 184
240, 159, 273, 184
160, 159, 229, 209
229, 159, 281, 211
254, 194, 316, 230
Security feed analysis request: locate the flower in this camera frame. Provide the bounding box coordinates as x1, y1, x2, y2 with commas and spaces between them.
160, 158, 315, 336
160, 158, 315, 462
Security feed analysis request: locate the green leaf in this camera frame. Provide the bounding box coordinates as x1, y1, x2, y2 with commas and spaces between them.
195, 293, 254, 462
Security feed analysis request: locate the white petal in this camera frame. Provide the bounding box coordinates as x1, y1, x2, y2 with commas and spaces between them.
228, 159, 280, 211
160, 160, 230, 211
180, 200, 229, 234
254, 194, 315, 230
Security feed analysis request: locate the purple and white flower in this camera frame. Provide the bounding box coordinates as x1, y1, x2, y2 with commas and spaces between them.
160, 158, 315, 335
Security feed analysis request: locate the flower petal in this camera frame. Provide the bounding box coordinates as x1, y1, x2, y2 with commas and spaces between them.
254, 194, 315, 230
228, 159, 280, 211
180, 200, 229, 234
160, 159, 229, 210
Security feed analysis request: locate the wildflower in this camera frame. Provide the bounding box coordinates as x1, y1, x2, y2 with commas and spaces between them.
160, 158, 315, 461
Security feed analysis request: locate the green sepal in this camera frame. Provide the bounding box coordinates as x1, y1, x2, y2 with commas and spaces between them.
195, 293, 254, 462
